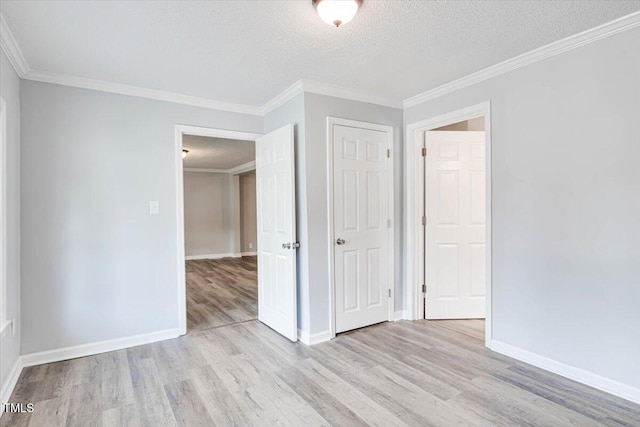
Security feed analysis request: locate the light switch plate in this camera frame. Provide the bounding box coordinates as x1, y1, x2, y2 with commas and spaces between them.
249, 243, 253, 249
150, 201, 159, 215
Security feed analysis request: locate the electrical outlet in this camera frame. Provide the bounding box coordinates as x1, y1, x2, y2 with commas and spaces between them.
249, 243, 253, 249
149, 201, 159, 215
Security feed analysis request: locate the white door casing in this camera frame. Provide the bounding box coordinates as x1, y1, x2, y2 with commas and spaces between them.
332, 122, 393, 334
424, 131, 486, 319
256, 124, 298, 341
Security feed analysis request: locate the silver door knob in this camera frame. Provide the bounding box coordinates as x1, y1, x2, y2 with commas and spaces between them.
336, 238, 346, 245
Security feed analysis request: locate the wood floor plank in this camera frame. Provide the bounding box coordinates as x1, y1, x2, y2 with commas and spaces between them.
163, 380, 214, 427
185, 256, 257, 332
6, 258, 640, 427
101, 404, 141, 427
27, 396, 69, 427
65, 381, 102, 427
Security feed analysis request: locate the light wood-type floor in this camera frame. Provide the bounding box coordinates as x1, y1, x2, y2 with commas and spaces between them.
186, 256, 257, 332
4, 318, 640, 426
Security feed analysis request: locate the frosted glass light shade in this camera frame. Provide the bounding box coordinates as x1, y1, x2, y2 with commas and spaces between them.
314, 0, 362, 27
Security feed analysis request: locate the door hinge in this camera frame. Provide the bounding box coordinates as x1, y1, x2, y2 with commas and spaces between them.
388, 289, 392, 298
421, 216, 426, 225
421, 147, 427, 157
387, 218, 391, 228
422, 284, 426, 293
387, 148, 391, 158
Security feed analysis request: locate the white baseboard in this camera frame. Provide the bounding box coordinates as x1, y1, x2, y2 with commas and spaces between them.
185, 253, 241, 261
20, 328, 181, 368
491, 340, 640, 405
298, 328, 332, 346
241, 251, 257, 257
0, 327, 180, 418
0, 357, 23, 409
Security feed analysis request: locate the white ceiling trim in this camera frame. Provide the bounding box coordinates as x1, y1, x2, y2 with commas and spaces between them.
2, 11, 639, 115
184, 160, 255, 175
1, 12, 402, 115
301, 79, 402, 109
23, 69, 263, 116
261, 80, 305, 115
403, 11, 640, 109
0, 14, 28, 78
260, 79, 403, 115
184, 168, 229, 174
227, 160, 256, 175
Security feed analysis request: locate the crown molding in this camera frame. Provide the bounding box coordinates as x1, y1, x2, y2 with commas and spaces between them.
260, 79, 403, 114
183, 168, 229, 174
301, 79, 403, 109
0, 14, 28, 78
3, 10, 639, 115
183, 161, 255, 175
227, 160, 256, 175
261, 80, 305, 114
23, 69, 263, 116
403, 11, 640, 109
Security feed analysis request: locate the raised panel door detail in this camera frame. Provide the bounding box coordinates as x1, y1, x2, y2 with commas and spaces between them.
366, 140, 381, 162
366, 172, 381, 230
261, 252, 273, 309
471, 142, 484, 159
276, 173, 287, 234
343, 170, 359, 231
469, 170, 486, 225
343, 250, 359, 312
437, 171, 459, 225
276, 254, 288, 315
333, 124, 390, 333
436, 243, 459, 299
256, 124, 298, 342
367, 248, 381, 307
343, 139, 358, 160
425, 130, 486, 319
259, 176, 274, 233
438, 142, 459, 160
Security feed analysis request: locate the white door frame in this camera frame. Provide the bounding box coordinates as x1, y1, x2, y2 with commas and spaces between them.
404, 101, 493, 348
327, 117, 395, 338
175, 124, 262, 335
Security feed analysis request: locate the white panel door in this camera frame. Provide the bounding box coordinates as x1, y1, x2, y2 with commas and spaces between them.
425, 131, 486, 319
256, 124, 297, 341
333, 124, 391, 333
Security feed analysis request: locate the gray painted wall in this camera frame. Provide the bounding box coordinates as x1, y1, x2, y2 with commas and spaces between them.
20, 80, 262, 354
304, 93, 403, 334
0, 50, 21, 390
263, 93, 310, 333
183, 172, 233, 257
240, 172, 257, 253
405, 28, 640, 389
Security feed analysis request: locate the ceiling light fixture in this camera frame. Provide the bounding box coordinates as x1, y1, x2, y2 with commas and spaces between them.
313, 0, 362, 27
182, 149, 189, 158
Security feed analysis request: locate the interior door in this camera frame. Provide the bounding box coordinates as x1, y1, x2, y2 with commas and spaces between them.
256, 124, 297, 341
333, 124, 391, 334
424, 130, 486, 319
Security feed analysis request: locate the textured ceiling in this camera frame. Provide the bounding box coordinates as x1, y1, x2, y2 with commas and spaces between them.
182, 136, 255, 170
2, 1, 639, 106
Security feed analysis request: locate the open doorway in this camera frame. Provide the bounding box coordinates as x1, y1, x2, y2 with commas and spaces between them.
420, 117, 487, 340
175, 126, 262, 335
182, 134, 257, 332
405, 102, 492, 347
176, 124, 298, 341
